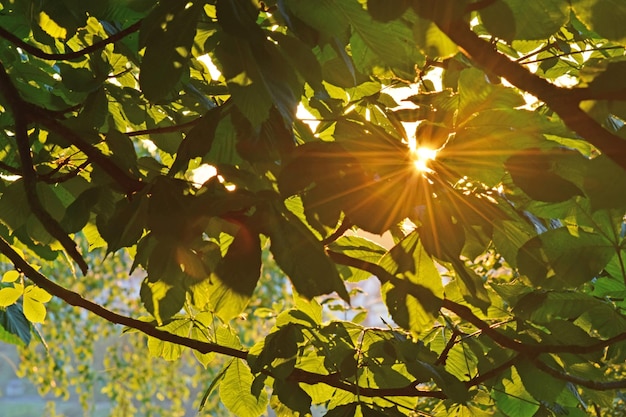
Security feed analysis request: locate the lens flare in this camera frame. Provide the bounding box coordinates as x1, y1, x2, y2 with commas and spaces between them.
412, 146, 438, 172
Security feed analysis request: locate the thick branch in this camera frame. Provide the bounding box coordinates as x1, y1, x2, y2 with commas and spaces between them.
0, 21, 142, 61
0, 235, 248, 359
432, 13, 626, 171
0, 61, 88, 274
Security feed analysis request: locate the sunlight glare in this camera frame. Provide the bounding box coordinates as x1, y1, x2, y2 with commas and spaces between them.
412, 146, 438, 172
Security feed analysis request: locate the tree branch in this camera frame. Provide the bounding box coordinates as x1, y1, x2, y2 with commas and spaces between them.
0, 234, 451, 398
0, 61, 88, 274
287, 369, 446, 398
0, 235, 248, 359
321, 217, 353, 246
432, 12, 626, 171
531, 357, 626, 390
0, 20, 142, 61
126, 118, 202, 137
30, 113, 144, 195
327, 250, 626, 356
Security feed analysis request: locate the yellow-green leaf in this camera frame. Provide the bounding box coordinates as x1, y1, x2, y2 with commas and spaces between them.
24, 286, 52, 303
220, 359, 268, 417
2, 270, 20, 283
0, 284, 23, 307
23, 296, 47, 323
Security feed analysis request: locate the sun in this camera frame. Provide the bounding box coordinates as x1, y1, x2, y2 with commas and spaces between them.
412, 146, 438, 172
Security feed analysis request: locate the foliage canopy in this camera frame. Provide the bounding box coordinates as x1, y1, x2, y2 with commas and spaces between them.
1, 0, 626, 415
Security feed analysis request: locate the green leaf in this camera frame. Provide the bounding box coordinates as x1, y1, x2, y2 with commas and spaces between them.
147, 317, 193, 360
140, 278, 186, 324
518, 228, 614, 288
583, 155, 626, 210
61, 187, 103, 233
98, 191, 148, 253
572, 0, 626, 43
479, 0, 517, 43
438, 109, 543, 186
273, 379, 312, 415
214, 222, 261, 297
366, 0, 409, 22
139, 0, 202, 101
199, 361, 231, 411
505, 148, 584, 202
0, 304, 31, 345
413, 17, 458, 59
105, 130, 139, 176
457, 68, 526, 123
492, 368, 540, 417
268, 206, 349, 302
481, 0, 568, 41
329, 235, 388, 282
380, 231, 443, 333
324, 403, 358, 417
220, 359, 268, 417
171, 107, 222, 173
213, 32, 299, 126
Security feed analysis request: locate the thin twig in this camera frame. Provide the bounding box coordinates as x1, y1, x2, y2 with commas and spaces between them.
518, 45, 624, 65
126, 118, 202, 137
531, 357, 626, 390
0, 21, 142, 61
321, 217, 353, 246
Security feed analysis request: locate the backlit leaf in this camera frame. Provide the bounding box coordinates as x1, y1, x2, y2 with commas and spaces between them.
220, 359, 268, 417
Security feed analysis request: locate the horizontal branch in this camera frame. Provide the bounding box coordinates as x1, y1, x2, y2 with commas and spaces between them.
288, 369, 446, 398
327, 250, 626, 356
126, 118, 202, 137
532, 357, 626, 390
0, 235, 248, 359
0, 21, 142, 61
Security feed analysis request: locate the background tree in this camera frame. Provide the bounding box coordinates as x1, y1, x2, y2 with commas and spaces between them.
1, 0, 626, 416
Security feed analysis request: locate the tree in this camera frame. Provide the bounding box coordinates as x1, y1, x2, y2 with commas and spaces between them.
0, 0, 626, 415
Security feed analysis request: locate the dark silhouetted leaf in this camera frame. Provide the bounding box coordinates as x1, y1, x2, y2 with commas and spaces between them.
268, 205, 349, 302
366, 0, 409, 22
505, 149, 583, 202
214, 222, 261, 297
140, 278, 186, 324
139, 1, 201, 101
573, 0, 626, 43
518, 228, 614, 288
480, 0, 517, 43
